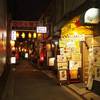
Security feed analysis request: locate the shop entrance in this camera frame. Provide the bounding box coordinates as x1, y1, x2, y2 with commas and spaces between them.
69, 41, 89, 84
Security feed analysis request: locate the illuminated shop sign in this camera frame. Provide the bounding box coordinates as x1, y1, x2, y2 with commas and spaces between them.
11, 57, 16, 64
11, 30, 16, 40
37, 26, 47, 33
49, 57, 55, 66
84, 8, 100, 24
67, 34, 85, 41
61, 34, 85, 41
25, 53, 28, 58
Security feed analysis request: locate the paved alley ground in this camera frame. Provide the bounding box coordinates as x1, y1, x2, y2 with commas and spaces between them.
1, 60, 82, 100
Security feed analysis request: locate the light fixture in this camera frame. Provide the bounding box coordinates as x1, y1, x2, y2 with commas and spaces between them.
33, 32, 37, 38
22, 32, 25, 38
84, 8, 100, 24
16, 32, 19, 38
28, 32, 32, 38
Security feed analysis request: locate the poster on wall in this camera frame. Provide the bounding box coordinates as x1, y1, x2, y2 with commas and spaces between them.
60, 47, 71, 55
95, 67, 100, 81
57, 55, 68, 70
69, 60, 81, 70
57, 55, 67, 62
93, 46, 100, 81
69, 60, 81, 79
93, 47, 100, 66
71, 53, 81, 61
57, 62, 68, 70
58, 70, 67, 81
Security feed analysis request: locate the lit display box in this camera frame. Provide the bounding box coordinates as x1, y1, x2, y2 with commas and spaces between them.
25, 53, 28, 58
48, 57, 55, 66
11, 57, 16, 64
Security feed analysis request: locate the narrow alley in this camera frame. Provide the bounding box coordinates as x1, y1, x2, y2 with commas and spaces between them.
1, 60, 81, 100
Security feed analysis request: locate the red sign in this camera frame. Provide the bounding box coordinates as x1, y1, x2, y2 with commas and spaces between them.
11, 21, 39, 29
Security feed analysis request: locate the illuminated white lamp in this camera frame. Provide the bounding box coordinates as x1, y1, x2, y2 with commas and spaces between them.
11, 57, 16, 64
84, 8, 100, 24
25, 53, 28, 58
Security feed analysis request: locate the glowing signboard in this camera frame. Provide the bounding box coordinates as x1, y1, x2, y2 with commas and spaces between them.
11, 30, 16, 40
37, 26, 47, 33
11, 57, 16, 64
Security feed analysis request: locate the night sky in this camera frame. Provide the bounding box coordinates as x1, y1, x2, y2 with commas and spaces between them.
8, 0, 51, 20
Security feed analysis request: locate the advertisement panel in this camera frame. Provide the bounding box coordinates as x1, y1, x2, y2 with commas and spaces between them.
58, 70, 67, 81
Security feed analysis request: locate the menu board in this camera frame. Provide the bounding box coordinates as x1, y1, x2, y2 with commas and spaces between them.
69, 60, 81, 70
93, 36, 100, 81
93, 47, 100, 66
58, 70, 67, 81
57, 62, 68, 70
95, 67, 100, 81
71, 53, 81, 61
93, 46, 100, 81
57, 55, 68, 70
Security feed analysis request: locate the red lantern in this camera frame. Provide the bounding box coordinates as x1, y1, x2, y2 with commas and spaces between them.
40, 51, 44, 61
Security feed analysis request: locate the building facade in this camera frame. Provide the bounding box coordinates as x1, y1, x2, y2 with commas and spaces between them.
0, 0, 8, 77
39, 0, 100, 94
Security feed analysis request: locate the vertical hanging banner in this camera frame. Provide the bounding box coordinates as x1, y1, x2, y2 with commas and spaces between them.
11, 30, 16, 40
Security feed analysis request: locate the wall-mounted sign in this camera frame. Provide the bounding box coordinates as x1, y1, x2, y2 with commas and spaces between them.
68, 34, 85, 41
11, 57, 16, 64
57, 55, 68, 70
25, 53, 28, 58
11, 21, 38, 30
58, 70, 67, 81
84, 8, 100, 24
37, 26, 47, 33
11, 30, 16, 40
